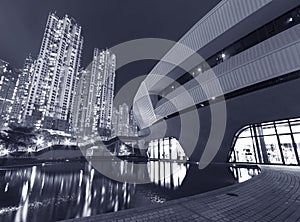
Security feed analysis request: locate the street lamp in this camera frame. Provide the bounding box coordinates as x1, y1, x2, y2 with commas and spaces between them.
37, 137, 44, 146
3, 149, 9, 156
27, 147, 34, 153
65, 138, 71, 146
36, 137, 44, 151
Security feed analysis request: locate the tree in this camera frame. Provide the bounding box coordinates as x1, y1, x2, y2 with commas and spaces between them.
0, 123, 37, 152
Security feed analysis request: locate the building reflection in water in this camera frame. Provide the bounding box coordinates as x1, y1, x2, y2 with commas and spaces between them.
146, 137, 189, 189
147, 161, 188, 189
87, 137, 189, 185
0, 159, 189, 221
0, 163, 136, 222
0, 137, 256, 221
229, 166, 261, 183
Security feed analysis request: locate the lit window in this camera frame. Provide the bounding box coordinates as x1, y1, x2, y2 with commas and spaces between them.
230, 117, 300, 165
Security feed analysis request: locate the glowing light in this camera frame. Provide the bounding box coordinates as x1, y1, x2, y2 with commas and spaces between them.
4, 183, 9, 192
27, 148, 34, 153
212, 97, 216, 100
36, 137, 44, 146
288, 17, 293, 22
3, 149, 9, 155
65, 138, 71, 146
197, 67, 202, 72
221, 53, 226, 59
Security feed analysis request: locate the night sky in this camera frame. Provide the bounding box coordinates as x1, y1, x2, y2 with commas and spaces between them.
0, 0, 221, 91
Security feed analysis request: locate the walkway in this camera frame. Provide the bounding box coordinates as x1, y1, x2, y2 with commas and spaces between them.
65, 165, 300, 222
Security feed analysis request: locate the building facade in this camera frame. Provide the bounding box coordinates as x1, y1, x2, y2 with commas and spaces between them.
111, 103, 138, 137
132, 0, 300, 164
74, 49, 116, 141
24, 13, 83, 132
0, 60, 18, 128
10, 55, 35, 123
229, 117, 300, 165
129, 109, 138, 136
117, 103, 129, 136
111, 106, 119, 137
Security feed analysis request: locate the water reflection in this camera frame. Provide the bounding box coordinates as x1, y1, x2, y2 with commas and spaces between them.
229, 166, 261, 183
0, 161, 259, 221
147, 161, 188, 189
0, 160, 189, 222
0, 163, 136, 222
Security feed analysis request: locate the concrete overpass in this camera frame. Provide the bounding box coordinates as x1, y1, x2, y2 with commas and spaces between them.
132, 0, 300, 164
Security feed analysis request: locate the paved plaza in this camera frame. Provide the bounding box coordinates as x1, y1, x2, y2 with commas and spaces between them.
65, 165, 300, 222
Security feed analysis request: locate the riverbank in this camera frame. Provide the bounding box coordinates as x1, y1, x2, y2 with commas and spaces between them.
0, 157, 87, 169
64, 165, 300, 222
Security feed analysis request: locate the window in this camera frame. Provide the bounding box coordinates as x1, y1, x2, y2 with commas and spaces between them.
229, 117, 300, 165
159, 5, 300, 99
147, 137, 188, 161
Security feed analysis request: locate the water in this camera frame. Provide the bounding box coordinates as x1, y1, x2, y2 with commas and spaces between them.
0, 160, 259, 222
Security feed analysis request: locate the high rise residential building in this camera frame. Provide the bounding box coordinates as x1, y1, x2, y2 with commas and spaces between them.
24, 12, 83, 132
111, 103, 138, 137
94, 49, 116, 139
118, 103, 129, 136
129, 109, 138, 136
111, 107, 119, 137
0, 60, 9, 76
73, 68, 87, 136
0, 60, 19, 127
74, 49, 116, 141
10, 55, 35, 123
